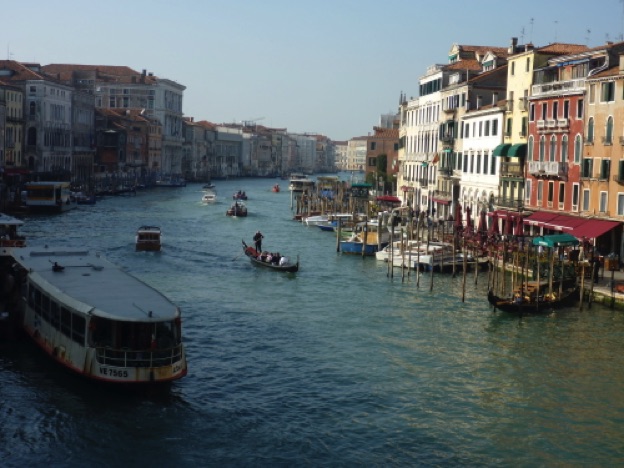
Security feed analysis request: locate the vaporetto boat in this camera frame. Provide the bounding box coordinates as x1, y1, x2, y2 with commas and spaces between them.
8, 246, 187, 385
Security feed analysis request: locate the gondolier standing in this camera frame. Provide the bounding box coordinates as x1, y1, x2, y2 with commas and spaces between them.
253, 230, 264, 252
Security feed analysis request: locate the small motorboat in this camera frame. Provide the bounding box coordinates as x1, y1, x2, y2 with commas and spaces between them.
242, 240, 299, 272
227, 200, 247, 217
202, 192, 217, 203
136, 225, 162, 251
233, 190, 248, 200
272, 184, 280, 193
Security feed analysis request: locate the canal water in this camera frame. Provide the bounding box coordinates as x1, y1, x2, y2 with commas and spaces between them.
2, 176, 624, 466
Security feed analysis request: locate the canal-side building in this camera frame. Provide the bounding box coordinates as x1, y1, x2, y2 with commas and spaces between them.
364, 126, 399, 195
1, 82, 24, 172
526, 41, 624, 257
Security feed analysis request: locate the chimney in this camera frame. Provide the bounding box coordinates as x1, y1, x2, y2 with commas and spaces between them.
619, 54, 624, 74
509, 37, 518, 54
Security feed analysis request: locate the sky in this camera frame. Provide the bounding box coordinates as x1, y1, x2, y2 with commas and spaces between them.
4, 0, 624, 141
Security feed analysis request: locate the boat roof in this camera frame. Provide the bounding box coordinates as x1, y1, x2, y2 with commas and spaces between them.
11, 247, 179, 322
0, 213, 24, 226
137, 225, 161, 232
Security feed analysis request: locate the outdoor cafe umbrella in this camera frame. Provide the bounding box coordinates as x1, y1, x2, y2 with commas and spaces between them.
465, 206, 473, 232
488, 211, 500, 235
477, 209, 487, 233
504, 215, 514, 236
454, 203, 463, 231
514, 214, 524, 236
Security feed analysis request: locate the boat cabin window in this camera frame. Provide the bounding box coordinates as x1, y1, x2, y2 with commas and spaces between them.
28, 283, 86, 345
89, 317, 181, 351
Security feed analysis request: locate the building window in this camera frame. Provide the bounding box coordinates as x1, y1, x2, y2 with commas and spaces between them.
618, 193, 624, 216
553, 101, 559, 120
492, 119, 498, 136
537, 180, 543, 204
563, 100, 570, 119
582, 189, 590, 211
601, 159, 611, 180
574, 135, 582, 163
539, 136, 545, 161
587, 117, 594, 143
370, 142, 376, 150
572, 183, 579, 211
549, 136, 556, 162
528, 135, 534, 160
511, 62, 515, 75
526, 57, 531, 72
484, 120, 490, 136
561, 135, 568, 162
600, 192, 608, 212
505, 118, 512, 137
541, 103, 547, 120
547, 181, 554, 206
601, 82, 615, 102
582, 158, 593, 178
589, 84, 596, 104
529, 104, 535, 121
605, 116, 614, 144
559, 182, 565, 206
577, 99, 584, 118
525, 180, 532, 203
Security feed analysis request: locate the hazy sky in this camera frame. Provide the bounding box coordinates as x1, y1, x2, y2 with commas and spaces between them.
4, 0, 624, 141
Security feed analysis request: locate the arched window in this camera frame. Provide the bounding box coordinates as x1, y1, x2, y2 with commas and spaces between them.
587, 117, 594, 143
574, 134, 582, 164
606, 116, 614, 144
539, 136, 546, 161
528, 135, 534, 160
29, 101, 36, 117
549, 136, 557, 162
561, 135, 568, 162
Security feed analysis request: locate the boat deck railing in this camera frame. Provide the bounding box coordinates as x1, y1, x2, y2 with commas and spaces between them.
95, 344, 183, 368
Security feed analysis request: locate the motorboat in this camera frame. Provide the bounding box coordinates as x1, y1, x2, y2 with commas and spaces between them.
227, 200, 248, 217
202, 190, 217, 203
136, 225, 162, 252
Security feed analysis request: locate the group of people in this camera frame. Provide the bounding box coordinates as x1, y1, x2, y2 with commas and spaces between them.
253, 230, 289, 266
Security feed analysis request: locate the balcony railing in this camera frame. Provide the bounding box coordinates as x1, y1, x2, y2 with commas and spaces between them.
528, 161, 568, 177
531, 78, 585, 97
500, 161, 523, 177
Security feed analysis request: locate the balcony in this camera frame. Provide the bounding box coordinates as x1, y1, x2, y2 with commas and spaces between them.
536, 120, 545, 129
531, 78, 585, 98
494, 197, 524, 210
442, 106, 457, 114
528, 161, 568, 177
546, 119, 557, 129
438, 166, 453, 178
440, 133, 455, 144
557, 118, 569, 128
500, 161, 523, 178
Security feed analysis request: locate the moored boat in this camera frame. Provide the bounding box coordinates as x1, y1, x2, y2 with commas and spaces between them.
8, 246, 187, 385
0, 213, 26, 250
135, 225, 162, 251
242, 240, 299, 272
340, 221, 390, 256
24, 181, 77, 213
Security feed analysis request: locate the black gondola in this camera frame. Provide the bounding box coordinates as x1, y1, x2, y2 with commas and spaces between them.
242, 240, 299, 273
487, 287, 579, 314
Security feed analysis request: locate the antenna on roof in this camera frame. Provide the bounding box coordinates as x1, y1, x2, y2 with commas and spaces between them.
520, 26, 525, 44
586, 29, 591, 44
529, 18, 534, 43
554, 20, 558, 42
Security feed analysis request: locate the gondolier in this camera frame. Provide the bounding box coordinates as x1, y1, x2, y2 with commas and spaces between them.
253, 231, 264, 252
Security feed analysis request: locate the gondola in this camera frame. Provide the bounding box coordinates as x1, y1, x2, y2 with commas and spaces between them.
487, 287, 579, 314
242, 240, 299, 273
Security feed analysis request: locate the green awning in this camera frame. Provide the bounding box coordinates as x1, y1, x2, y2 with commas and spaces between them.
493, 144, 512, 157
532, 233, 580, 248
508, 143, 527, 157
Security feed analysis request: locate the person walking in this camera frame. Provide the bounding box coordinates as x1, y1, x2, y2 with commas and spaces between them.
253, 231, 264, 252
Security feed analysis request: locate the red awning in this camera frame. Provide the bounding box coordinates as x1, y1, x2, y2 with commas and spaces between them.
569, 219, 620, 240
488, 209, 520, 220
376, 195, 401, 203
542, 214, 587, 232
524, 211, 559, 226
